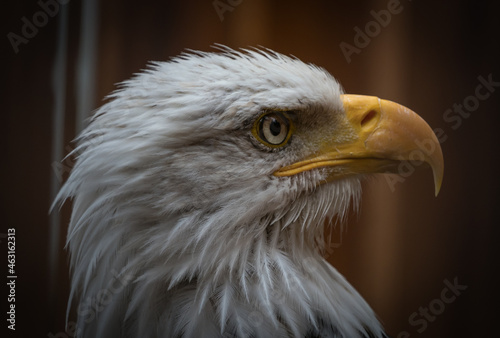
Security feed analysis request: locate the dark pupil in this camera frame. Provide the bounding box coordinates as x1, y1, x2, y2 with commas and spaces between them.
269, 118, 281, 136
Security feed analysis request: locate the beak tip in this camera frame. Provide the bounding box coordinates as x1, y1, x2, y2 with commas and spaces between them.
432, 160, 444, 197
434, 182, 441, 197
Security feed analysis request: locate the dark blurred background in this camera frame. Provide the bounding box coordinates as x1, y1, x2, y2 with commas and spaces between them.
3, 0, 500, 337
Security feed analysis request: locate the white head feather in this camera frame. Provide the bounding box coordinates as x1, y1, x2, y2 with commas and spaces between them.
55, 47, 386, 337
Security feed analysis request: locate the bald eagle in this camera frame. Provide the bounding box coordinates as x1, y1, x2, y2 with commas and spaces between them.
55, 47, 443, 338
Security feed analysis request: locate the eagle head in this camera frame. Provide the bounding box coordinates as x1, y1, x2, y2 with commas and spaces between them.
56, 47, 443, 337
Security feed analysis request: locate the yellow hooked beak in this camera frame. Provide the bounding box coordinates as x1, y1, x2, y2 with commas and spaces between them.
274, 95, 444, 195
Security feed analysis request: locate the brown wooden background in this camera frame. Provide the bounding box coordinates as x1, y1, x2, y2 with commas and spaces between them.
3, 0, 500, 337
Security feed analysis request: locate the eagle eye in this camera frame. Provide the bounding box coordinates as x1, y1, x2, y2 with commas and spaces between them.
253, 112, 293, 148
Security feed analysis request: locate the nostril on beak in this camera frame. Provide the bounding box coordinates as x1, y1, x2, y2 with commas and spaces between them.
361, 110, 377, 127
